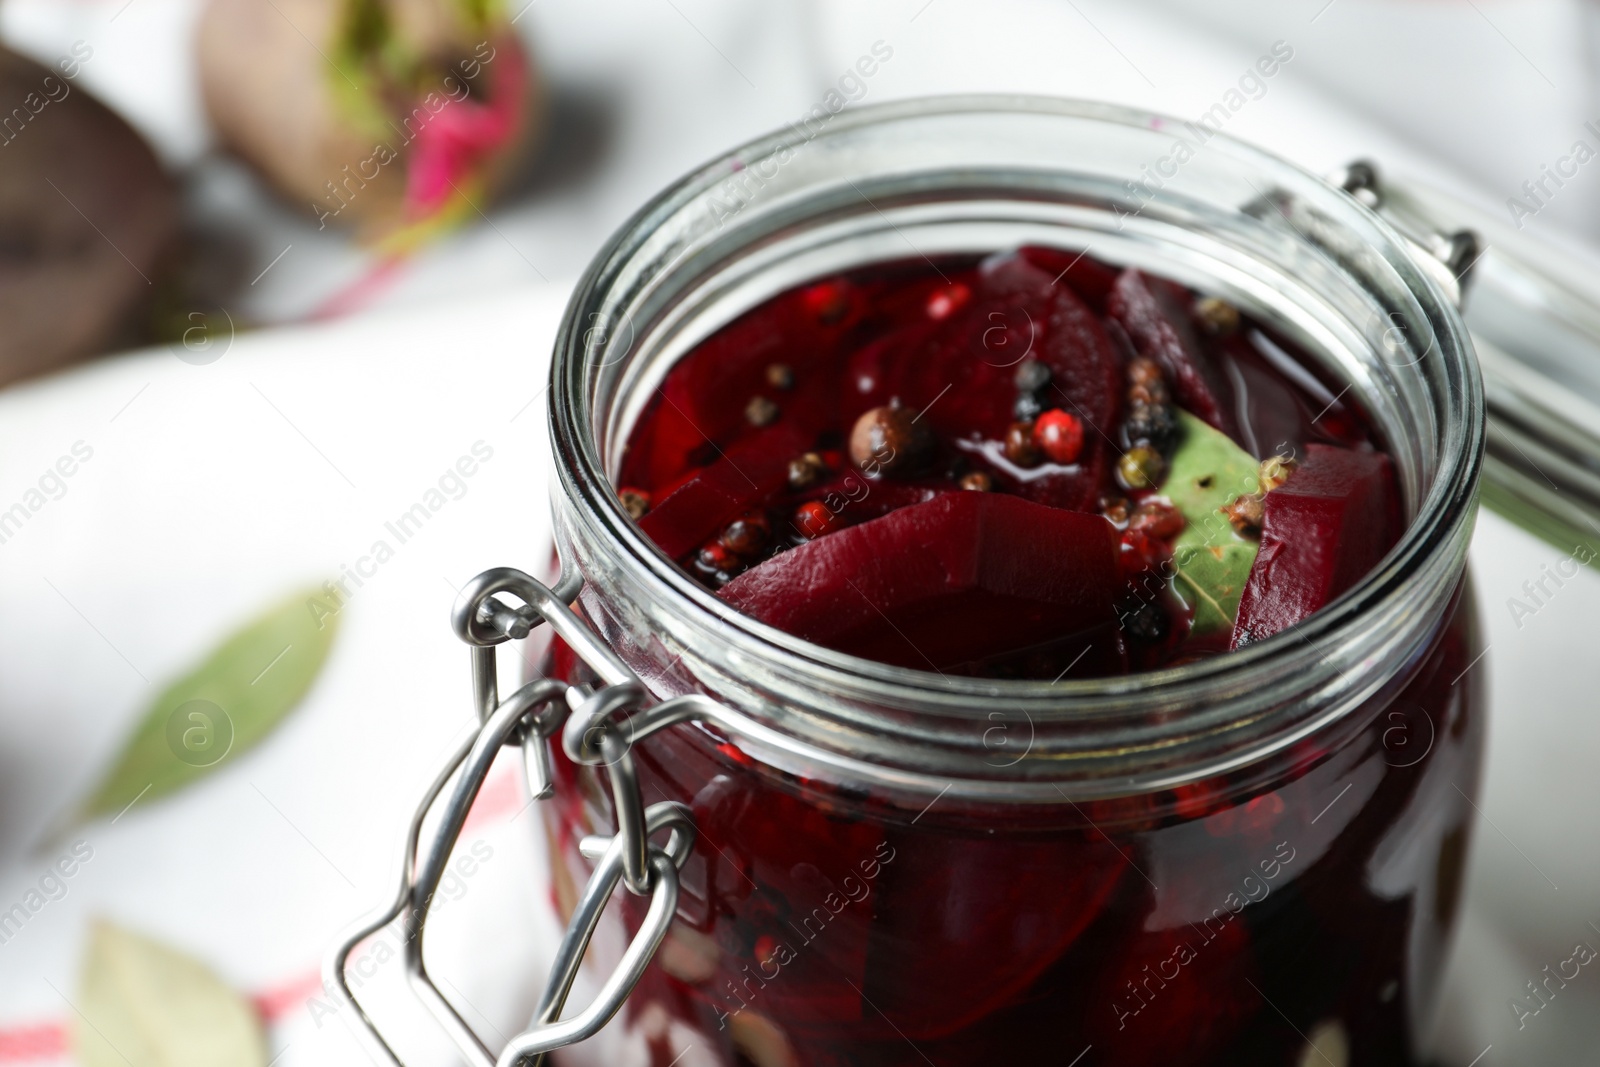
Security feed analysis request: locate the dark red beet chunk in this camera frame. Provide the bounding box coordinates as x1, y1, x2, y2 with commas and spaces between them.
845, 253, 1122, 513
1231, 444, 1401, 648
639, 423, 811, 559
1088, 914, 1260, 1062
719, 493, 1121, 674
864, 832, 1126, 1038
619, 247, 1397, 676
1109, 268, 1235, 435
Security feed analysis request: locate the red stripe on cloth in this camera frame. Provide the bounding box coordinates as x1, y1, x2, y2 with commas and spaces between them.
252, 967, 325, 1023
461, 757, 526, 836
0, 1023, 66, 1062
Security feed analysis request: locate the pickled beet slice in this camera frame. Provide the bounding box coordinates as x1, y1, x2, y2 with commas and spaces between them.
638, 422, 811, 560
864, 832, 1126, 1039
845, 252, 1122, 513
620, 282, 858, 491
1017, 243, 1120, 311
718, 492, 1120, 672
1231, 444, 1401, 648
1108, 268, 1235, 435
1087, 916, 1260, 1063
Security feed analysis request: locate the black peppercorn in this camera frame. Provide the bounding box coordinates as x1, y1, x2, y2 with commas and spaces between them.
1013, 359, 1052, 393
721, 512, 772, 557
1013, 392, 1045, 422
1124, 402, 1177, 451
1118, 598, 1169, 643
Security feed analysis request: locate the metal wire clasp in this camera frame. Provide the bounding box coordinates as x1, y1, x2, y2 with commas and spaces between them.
323, 566, 704, 1067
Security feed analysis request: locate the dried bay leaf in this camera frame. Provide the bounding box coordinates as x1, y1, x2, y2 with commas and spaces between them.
76, 588, 337, 822
74, 919, 267, 1067
1163, 410, 1261, 636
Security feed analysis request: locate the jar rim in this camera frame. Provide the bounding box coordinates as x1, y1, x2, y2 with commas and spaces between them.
546, 94, 1484, 791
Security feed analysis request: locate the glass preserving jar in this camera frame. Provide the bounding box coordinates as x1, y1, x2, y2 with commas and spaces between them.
329, 98, 1487, 1067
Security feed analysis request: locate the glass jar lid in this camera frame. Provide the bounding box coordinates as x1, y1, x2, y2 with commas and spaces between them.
1337, 161, 1600, 558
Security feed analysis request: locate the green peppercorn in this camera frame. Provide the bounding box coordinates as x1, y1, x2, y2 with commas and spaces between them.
1118, 446, 1166, 489
746, 396, 779, 427
1193, 296, 1241, 336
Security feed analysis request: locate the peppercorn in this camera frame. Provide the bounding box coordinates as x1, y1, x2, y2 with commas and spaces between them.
1004, 421, 1042, 467
793, 500, 838, 539
1118, 445, 1166, 489
1118, 528, 1167, 578
801, 280, 853, 324
849, 405, 932, 475
1129, 498, 1185, 540
766, 363, 795, 390
745, 395, 779, 427
1014, 359, 1052, 394
925, 282, 970, 320
1118, 598, 1170, 643
696, 540, 741, 578
1032, 409, 1084, 465
721, 512, 772, 557
617, 488, 651, 520
1258, 453, 1299, 492
1099, 494, 1131, 526
1124, 402, 1177, 451
1223, 492, 1265, 535
959, 471, 993, 492
1012, 392, 1045, 422
1128, 357, 1164, 389
1193, 296, 1241, 336
1128, 378, 1171, 407
1223, 454, 1298, 535
786, 451, 826, 490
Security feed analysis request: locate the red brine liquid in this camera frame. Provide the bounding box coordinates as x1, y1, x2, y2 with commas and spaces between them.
543, 248, 1482, 1066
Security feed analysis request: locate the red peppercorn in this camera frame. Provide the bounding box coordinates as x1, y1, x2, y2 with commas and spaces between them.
800, 280, 855, 324
793, 501, 838, 539
697, 540, 739, 573
1118, 528, 1167, 579
1031, 409, 1084, 465
925, 281, 971, 320
1129, 498, 1185, 540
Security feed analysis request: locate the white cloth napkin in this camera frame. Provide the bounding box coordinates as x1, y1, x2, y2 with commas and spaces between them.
1, 2, 1598, 1066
